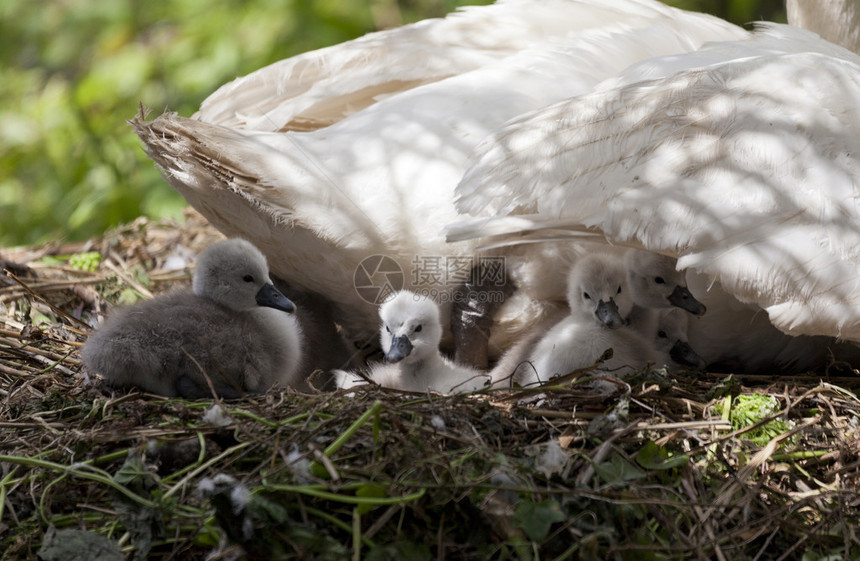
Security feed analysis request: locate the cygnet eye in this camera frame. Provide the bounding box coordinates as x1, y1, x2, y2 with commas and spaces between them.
583, 292, 591, 300
616, 286, 622, 294
654, 276, 665, 284
385, 325, 391, 334
243, 274, 255, 283
414, 324, 423, 333
657, 330, 668, 339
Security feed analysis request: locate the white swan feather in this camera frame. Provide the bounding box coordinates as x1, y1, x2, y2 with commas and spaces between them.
134, 0, 747, 350
451, 24, 860, 343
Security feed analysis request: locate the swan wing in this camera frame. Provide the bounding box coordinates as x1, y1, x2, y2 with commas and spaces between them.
193, 0, 746, 132
453, 25, 860, 341
134, 0, 746, 339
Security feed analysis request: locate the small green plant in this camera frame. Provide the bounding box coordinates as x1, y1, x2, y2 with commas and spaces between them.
713, 393, 795, 447
68, 251, 102, 272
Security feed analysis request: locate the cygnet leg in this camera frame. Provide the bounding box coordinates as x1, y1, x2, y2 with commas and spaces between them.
450, 267, 512, 370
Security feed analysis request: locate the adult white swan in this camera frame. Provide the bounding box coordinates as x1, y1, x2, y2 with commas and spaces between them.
132, 0, 747, 362
448, 22, 860, 350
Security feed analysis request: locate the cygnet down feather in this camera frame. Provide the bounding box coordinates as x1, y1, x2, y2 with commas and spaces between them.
514, 254, 659, 389
335, 291, 490, 394
625, 249, 706, 316
491, 249, 707, 386
82, 239, 305, 398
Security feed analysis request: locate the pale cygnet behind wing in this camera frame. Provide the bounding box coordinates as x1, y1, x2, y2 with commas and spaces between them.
625, 249, 706, 315
651, 308, 706, 370
487, 320, 556, 389
516, 254, 657, 389
569, 252, 633, 330
83, 239, 305, 398
492, 250, 710, 387
335, 291, 489, 394
623, 249, 706, 360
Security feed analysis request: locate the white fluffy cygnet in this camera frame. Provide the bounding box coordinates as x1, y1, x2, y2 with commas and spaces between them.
625, 249, 706, 315
651, 308, 706, 370
514, 254, 659, 389
335, 291, 489, 394
623, 249, 706, 343
83, 239, 304, 398
491, 249, 708, 387
622, 250, 706, 371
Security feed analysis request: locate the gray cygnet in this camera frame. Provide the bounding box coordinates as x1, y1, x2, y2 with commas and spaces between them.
83, 239, 304, 398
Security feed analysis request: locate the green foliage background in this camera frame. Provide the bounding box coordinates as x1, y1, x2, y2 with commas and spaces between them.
0, 0, 784, 247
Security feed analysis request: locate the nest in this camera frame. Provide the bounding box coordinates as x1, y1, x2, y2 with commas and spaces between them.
1, 210, 859, 560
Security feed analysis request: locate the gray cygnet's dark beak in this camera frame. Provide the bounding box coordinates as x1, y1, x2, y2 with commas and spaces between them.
668, 285, 706, 316
670, 339, 706, 369
595, 298, 625, 329
256, 283, 296, 313
385, 335, 413, 363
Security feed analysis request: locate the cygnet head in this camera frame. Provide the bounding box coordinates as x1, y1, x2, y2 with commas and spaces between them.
567, 254, 633, 329
379, 291, 442, 364
624, 250, 706, 316
653, 309, 706, 369
192, 239, 295, 314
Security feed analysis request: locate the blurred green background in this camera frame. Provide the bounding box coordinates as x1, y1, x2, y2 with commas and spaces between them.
0, 0, 784, 247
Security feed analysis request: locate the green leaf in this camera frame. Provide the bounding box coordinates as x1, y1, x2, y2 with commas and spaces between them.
707, 374, 740, 400
113, 452, 159, 492
594, 451, 647, 484
117, 287, 142, 306
636, 441, 689, 471
355, 484, 386, 515
111, 453, 163, 561
710, 392, 795, 447
513, 498, 565, 541
249, 492, 289, 524
38, 526, 124, 561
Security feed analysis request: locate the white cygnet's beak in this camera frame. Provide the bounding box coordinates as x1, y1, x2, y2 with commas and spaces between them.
385, 335, 413, 363
595, 298, 625, 329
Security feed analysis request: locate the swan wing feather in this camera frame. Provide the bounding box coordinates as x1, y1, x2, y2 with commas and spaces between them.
454, 25, 860, 340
